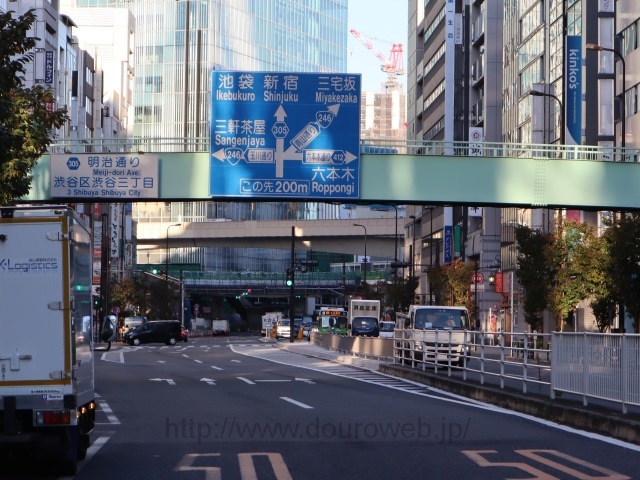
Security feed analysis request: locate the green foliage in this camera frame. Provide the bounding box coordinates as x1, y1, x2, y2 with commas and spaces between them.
109, 273, 180, 320
603, 213, 640, 333
428, 259, 474, 309
0, 9, 68, 205
515, 225, 552, 331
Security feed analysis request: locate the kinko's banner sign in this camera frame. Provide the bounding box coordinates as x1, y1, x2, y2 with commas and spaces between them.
210, 71, 361, 199
565, 36, 583, 146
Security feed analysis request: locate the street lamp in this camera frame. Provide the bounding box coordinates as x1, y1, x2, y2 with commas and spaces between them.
586, 43, 626, 153
353, 223, 367, 284
409, 215, 417, 282
529, 89, 565, 145
165, 223, 182, 282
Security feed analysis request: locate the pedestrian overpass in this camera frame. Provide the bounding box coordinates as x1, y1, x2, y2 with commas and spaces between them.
26, 138, 640, 210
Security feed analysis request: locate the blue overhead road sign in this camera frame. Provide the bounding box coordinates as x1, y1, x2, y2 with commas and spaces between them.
210, 71, 361, 199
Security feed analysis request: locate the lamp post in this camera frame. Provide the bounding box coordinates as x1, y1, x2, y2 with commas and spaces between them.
353, 223, 367, 284
529, 89, 565, 145
586, 43, 626, 153
409, 215, 417, 283
390, 205, 399, 265
165, 223, 182, 282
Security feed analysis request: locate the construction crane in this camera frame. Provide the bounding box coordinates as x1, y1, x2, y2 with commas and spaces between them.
350, 28, 405, 89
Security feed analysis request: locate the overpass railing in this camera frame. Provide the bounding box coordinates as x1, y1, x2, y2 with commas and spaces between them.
47, 137, 640, 162
180, 270, 390, 287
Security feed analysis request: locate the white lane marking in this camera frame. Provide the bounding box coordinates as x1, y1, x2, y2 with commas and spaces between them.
72, 436, 112, 477
237, 377, 255, 384
150, 378, 176, 385
211, 366, 223, 370
201, 378, 216, 385
100, 350, 124, 363
230, 345, 640, 453
280, 396, 313, 409
194, 359, 203, 363
97, 399, 120, 425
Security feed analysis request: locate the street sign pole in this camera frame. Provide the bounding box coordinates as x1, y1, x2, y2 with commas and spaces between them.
289, 226, 295, 343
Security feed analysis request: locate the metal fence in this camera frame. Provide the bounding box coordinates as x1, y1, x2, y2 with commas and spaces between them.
47, 137, 640, 162
551, 332, 640, 414
318, 329, 640, 414
392, 330, 552, 394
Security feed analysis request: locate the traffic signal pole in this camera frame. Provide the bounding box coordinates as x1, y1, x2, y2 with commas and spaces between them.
289, 226, 295, 343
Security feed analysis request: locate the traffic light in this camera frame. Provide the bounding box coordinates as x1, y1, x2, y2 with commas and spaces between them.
93, 295, 101, 309
285, 268, 294, 287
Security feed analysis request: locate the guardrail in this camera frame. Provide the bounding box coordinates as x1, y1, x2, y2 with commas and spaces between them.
551, 332, 640, 414
314, 330, 640, 414
46, 137, 640, 162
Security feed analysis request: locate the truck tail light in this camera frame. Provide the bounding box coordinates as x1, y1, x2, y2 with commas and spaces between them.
35, 410, 72, 426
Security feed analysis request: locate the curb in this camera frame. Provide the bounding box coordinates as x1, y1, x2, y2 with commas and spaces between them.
278, 343, 380, 370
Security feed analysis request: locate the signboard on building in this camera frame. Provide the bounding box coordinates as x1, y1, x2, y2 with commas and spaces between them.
210, 71, 361, 199
50, 154, 159, 199
45, 51, 54, 85
565, 36, 583, 146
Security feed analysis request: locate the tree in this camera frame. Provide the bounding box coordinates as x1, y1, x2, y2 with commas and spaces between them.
546, 220, 602, 331
429, 259, 475, 309
604, 213, 640, 333
515, 226, 553, 331
0, 9, 68, 205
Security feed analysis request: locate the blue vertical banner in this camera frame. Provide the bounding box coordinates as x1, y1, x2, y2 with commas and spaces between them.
565, 36, 583, 145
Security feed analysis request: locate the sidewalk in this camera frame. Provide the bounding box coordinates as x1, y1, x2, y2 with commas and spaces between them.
276, 339, 384, 370
276, 340, 640, 446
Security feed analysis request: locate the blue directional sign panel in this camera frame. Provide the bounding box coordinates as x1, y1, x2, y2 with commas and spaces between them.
210, 71, 361, 199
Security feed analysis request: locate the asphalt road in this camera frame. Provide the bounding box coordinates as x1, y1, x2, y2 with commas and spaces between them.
8, 334, 640, 479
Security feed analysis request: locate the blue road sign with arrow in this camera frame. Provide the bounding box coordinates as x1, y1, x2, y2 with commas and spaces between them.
210, 71, 361, 199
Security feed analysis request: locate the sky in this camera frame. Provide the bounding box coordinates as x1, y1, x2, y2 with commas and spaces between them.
347, 0, 409, 93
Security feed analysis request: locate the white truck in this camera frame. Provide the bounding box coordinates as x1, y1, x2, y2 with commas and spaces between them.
211, 318, 230, 335
395, 305, 471, 367
0, 206, 96, 475
348, 299, 381, 337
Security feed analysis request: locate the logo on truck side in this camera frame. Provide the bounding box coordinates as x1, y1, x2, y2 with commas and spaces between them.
0, 257, 59, 273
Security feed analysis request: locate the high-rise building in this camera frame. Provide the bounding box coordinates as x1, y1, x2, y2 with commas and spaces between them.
406, 0, 503, 326
66, 0, 349, 273
407, 1, 634, 333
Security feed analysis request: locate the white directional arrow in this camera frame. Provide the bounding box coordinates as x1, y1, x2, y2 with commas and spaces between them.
200, 378, 216, 386
295, 378, 315, 384
150, 378, 176, 385
255, 379, 290, 383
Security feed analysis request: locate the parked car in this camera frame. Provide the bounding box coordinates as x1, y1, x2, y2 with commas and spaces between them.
300, 320, 313, 338
379, 320, 395, 339
180, 325, 188, 342
292, 318, 303, 336
124, 320, 182, 346
120, 316, 146, 340
276, 319, 291, 338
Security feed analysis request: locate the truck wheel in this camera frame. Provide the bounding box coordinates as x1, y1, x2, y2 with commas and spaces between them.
77, 433, 90, 460
59, 458, 78, 476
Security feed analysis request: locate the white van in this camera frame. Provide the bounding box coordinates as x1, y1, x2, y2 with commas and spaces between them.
379, 320, 395, 338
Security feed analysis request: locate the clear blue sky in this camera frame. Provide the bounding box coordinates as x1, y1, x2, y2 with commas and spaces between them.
347, 0, 408, 92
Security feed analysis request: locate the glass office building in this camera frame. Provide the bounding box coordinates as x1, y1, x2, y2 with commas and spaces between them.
75, 0, 349, 272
